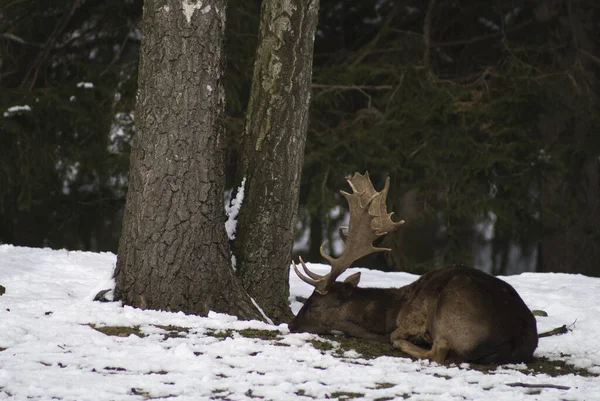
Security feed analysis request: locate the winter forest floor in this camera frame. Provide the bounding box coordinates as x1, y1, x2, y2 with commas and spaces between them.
1, 244, 599, 401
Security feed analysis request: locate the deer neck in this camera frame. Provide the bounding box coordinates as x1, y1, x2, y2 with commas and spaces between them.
345, 286, 409, 335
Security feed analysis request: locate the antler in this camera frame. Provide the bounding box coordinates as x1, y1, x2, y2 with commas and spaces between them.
293, 172, 405, 294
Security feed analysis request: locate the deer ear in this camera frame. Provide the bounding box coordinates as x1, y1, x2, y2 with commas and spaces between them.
344, 272, 361, 287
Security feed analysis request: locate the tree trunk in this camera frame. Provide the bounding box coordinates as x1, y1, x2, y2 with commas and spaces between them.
114, 0, 261, 320
234, 0, 320, 323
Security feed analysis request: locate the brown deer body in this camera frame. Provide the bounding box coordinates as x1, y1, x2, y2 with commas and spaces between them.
289, 172, 538, 364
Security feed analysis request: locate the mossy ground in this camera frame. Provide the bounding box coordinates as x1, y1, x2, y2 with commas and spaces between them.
85, 323, 597, 378
88, 324, 144, 338
80, 323, 597, 400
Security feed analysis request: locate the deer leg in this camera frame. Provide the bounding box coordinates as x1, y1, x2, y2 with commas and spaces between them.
392, 338, 450, 364
390, 324, 425, 344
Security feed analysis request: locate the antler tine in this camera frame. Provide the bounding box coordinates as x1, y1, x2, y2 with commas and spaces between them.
319, 241, 336, 265
298, 256, 324, 280
370, 176, 405, 235
292, 257, 329, 295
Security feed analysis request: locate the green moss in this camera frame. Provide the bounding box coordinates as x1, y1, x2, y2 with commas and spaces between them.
206, 329, 234, 339
156, 325, 190, 340
375, 397, 409, 401
155, 324, 190, 332
373, 383, 395, 389
238, 329, 279, 339
308, 338, 335, 351
329, 391, 364, 400
88, 324, 144, 338
322, 334, 405, 359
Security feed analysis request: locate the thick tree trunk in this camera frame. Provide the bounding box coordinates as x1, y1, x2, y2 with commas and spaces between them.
114, 0, 261, 320
234, 0, 320, 323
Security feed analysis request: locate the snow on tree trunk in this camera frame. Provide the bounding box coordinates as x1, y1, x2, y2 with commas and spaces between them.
114, 0, 261, 320
234, 0, 320, 323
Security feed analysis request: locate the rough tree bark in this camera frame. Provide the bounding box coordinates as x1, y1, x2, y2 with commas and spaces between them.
114, 0, 261, 320
234, 0, 320, 323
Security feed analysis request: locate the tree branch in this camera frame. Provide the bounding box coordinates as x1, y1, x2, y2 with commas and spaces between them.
580, 48, 600, 68
19, 0, 80, 91
311, 84, 393, 104
311, 84, 393, 90
349, 4, 398, 67
538, 325, 569, 338
423, 0, 437, 74
100, 26, 133, 77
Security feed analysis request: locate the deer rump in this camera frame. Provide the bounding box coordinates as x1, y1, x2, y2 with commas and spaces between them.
289, 172, 537, 364
290, 264, 538, 364
392, 264, 537, 364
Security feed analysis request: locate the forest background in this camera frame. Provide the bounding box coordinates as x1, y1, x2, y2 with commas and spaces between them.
1, 0, 599, 276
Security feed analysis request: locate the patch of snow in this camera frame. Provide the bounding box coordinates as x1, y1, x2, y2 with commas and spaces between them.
108, 112, 134, 154
475, 211, 496, 242
538, 148, 551, 162
76, 81, 94, 89
60, 161, 80, 195
225, 178, 246, 241
478, 17, 500, 32
405, 6, 420, 15
0, 245, 599, 400
504, 7, 521, 25
3, 105, 31, 118
88, 47, 98, 60
182, 0, 203, 24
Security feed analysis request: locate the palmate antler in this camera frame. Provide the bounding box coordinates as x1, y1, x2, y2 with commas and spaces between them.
294, 172, 405, 294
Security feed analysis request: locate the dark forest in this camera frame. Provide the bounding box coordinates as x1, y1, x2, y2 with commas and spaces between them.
1, 0, 598, 276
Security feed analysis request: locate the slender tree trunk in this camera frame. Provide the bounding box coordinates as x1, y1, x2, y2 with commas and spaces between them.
114, 0, 261, 320
234, 0, 320, 323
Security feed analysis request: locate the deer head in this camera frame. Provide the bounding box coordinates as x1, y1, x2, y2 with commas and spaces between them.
289, 172, 404, 336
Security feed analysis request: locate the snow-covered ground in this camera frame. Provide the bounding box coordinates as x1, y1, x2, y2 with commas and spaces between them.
1, 244, 599, 401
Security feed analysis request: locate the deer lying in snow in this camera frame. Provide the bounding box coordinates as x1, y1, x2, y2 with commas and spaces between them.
288, 172, 538, 364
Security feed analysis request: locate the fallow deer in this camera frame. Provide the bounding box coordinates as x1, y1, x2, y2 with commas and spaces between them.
288, 172, 538, 364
